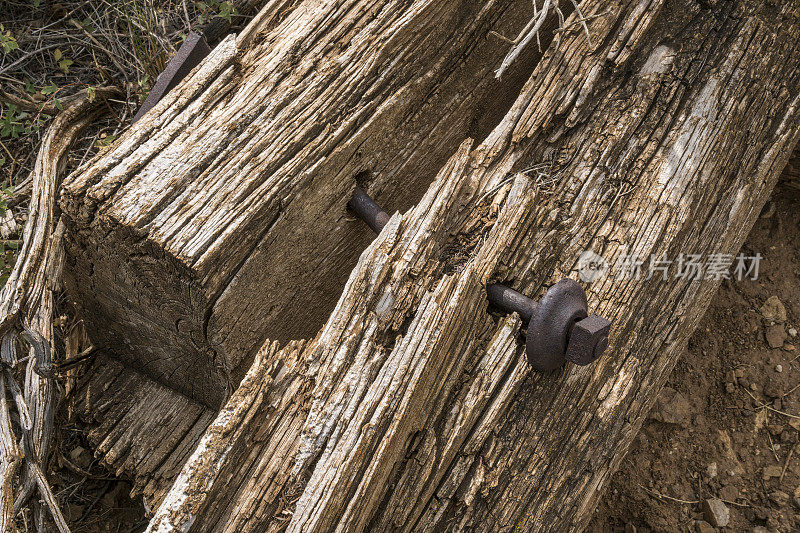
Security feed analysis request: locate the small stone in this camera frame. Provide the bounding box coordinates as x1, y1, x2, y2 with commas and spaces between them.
785, 343, 796, 352
760, 200, 776, 218
68, 446, 84, 462
707, 462, 718, 478
764, 465, 783, 479
702, 498, 730, 527
750, 383, 758, 391
68, 446, 91, 469
766, 324, 787, 349
776, 364, 784, 373
761, 296, 787, 323
720, 484, 738, 501
769, 490, 789, 506
790, 327, 798, 337
725, 382, 736, 394
649, 387, 693, 428
695, 520, 715, 533
752, 527, 769, 533
764, 381, 783, 399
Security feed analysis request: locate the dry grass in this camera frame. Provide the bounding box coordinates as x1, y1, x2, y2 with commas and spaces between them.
0, 0, 194, 189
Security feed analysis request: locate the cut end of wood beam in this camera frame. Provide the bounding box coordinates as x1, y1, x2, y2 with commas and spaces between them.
59, 0, 551, 408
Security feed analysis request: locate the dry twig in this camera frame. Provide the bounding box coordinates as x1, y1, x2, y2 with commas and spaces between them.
0, 86, 118, 532
493, 0, 594, 79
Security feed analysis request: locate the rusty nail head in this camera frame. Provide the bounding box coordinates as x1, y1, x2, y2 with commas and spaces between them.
566, 314, 611, 365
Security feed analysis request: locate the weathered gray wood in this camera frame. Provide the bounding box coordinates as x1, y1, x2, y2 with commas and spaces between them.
68, 354, 215, 507
143, 0, 800, 531
60, 0, 551, 409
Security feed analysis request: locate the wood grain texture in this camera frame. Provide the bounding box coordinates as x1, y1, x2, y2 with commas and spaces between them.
68, 354, 215, 508
60, 0, 551, 408
144, 0, 800, 531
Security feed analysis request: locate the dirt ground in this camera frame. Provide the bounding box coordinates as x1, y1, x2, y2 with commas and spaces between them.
590, 183, 800, 533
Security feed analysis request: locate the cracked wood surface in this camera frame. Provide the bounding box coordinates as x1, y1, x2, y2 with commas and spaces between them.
68, 354, 215, 507
60, 0, 550, 409
143, 0, 800, 531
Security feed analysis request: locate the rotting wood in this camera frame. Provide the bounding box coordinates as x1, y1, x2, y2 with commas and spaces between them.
57, 0, 566, 505
59, 0, 559, 409
68, 353, 216, 507
144, 0, 800, 531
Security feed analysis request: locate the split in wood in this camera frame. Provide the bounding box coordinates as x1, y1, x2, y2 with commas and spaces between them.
347, 187, 611, 371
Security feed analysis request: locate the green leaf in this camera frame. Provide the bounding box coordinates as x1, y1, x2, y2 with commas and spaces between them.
219, 2, 235, 22
41, 84, 58, 95
0, 26, 18, 55
2, 40, 18, 54
53, 48, 62, 61
58, 58, 73, 74
95, 133, 117, 148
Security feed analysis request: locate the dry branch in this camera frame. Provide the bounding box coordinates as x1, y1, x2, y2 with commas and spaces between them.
0, 87, 118, 532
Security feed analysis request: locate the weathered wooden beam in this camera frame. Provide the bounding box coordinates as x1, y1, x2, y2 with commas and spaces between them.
60, 0, 553, 408
68, 354, 215, 505
143, 0, 800, 531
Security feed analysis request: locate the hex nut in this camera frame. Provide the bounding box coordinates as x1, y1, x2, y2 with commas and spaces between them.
565, 314, 611, 365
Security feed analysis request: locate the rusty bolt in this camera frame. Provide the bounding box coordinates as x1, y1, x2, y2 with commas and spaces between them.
565, 314, 611, 366
487, 279, 611, 371
348, 186, 390, 234
348, 187, 611, 371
